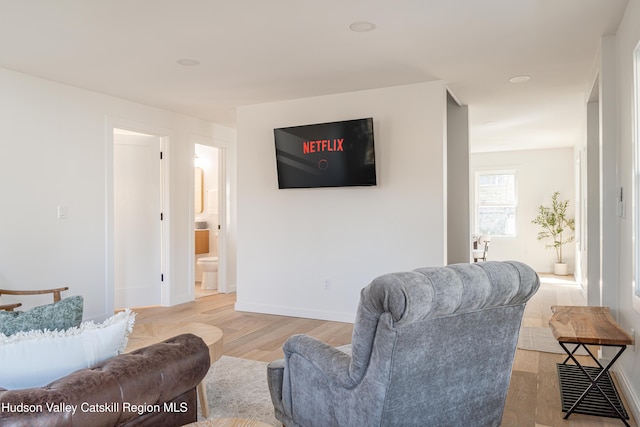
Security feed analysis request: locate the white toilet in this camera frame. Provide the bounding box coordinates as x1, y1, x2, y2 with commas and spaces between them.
196, 256, 218, 290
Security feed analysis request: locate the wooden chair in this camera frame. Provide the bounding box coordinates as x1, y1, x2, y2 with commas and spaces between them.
0, 287, 69, 311
472, 235, 491, 262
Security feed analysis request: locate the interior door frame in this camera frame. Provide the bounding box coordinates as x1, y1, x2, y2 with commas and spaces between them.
105, 117, 171, 314
192, 135, 228, 294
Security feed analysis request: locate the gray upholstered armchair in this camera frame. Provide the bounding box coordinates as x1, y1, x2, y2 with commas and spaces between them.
267, 261, 539, 427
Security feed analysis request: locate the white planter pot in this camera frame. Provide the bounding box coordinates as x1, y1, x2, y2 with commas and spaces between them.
554, 262, 568, 276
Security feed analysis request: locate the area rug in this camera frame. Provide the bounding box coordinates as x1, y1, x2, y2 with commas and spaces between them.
517, 326, 588, 355
201, 336, 585, 425
198, 356, 281, 426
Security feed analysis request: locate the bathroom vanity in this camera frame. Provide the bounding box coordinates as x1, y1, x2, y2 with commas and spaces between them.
195, 229, 209, 254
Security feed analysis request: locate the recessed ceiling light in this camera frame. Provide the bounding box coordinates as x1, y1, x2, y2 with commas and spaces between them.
509, 75, 530, 83
349, 21, 376, 32
177, 58, 200, 66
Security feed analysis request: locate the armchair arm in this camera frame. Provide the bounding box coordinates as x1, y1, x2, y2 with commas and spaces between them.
283, 334, 355, 388
267, 359, 285, 416
0, 287, 69, 303
0, 333, 209, 427
0, 303, 22, 312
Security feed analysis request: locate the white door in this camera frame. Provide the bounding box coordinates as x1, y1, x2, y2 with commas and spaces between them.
114, 132, 162, 308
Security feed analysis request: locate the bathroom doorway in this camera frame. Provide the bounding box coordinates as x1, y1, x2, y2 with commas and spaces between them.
113, 128, 165, 308
194, 143, 223, 298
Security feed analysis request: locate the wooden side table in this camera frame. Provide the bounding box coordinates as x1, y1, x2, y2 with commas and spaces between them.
549, 306, 633, 426
125, 322, 224, 418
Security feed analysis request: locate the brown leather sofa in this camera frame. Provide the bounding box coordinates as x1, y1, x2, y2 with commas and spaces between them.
0, 333, 210, 427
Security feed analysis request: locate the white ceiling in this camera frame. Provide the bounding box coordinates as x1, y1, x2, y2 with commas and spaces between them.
0, 0, 629, 152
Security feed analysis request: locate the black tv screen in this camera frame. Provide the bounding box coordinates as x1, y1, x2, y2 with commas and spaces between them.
274, 118, 376, 189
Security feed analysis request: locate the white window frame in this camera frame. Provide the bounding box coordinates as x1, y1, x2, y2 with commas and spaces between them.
632, 42, 640, 314
474, 170, 518, 238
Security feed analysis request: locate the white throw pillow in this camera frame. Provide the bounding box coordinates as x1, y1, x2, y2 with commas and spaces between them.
0, 309, 135, 390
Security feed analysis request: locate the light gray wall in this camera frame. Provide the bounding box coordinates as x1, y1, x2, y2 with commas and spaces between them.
235, 82, 448, 322
608, 0, 640, 420
599, 35, 620, 312
0, 67, 229, 321
586, 98, 600, 306
446, 92, 470, 264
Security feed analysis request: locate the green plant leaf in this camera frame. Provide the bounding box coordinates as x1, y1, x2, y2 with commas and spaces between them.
531, 191, 575, 264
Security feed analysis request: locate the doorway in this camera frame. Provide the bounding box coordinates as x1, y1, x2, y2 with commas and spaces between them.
113, 128, 164, 308
194, 143, 224, 297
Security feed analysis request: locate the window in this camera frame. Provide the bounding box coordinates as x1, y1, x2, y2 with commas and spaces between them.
476, 171, 517, 237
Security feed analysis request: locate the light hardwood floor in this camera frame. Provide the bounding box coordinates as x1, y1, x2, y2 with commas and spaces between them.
131, 275, 635, 427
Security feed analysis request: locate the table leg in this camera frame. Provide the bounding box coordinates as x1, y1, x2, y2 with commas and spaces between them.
561, 343, 602, 367
198, 381, 210, 418
558, 342, 629, 426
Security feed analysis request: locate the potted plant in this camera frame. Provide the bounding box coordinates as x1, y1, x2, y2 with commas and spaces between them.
531, 191, 575, 275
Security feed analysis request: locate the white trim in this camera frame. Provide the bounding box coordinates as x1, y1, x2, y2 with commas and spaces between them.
104, 120, 115, 318
160, 135, 171, 306
234, 301, 356, 323
192, 135, 230, 294
633, 42, 640, 314
217, 147, 228, 293
188, 141, 196, 301
613, 365, 640, 425
105, 117, 173, 310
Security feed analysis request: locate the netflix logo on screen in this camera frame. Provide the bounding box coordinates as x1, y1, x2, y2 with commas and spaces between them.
302, 139, 344, 154
274, 118, 376, 189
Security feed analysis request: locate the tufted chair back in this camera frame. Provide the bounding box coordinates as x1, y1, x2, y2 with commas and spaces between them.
268, 261, 539, 427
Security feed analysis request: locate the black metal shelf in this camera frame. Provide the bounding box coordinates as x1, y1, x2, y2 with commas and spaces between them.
557, 363, 629, 420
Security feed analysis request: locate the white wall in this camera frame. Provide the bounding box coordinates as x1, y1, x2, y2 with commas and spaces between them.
0, 67, 230, 321
471, 148, 575, 273
235, 82, 448, 322
609, 0, 640, 420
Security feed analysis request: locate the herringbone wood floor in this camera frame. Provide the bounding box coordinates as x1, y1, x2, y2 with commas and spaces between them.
132, 275, 636, 427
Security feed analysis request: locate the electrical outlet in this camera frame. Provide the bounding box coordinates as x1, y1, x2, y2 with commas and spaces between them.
324, 280, 331, 291
57, 205, 68, 219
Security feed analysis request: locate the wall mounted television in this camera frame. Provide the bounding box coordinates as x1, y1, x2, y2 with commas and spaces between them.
274, 117, 376, 189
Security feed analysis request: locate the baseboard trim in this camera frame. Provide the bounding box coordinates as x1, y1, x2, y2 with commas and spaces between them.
221, 282, 237, 293
234, 301, 356, 323
614, 365, 640, 424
